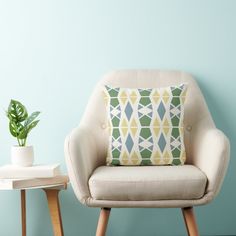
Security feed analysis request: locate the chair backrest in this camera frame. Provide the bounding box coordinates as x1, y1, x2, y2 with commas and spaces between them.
80, 70, 215, 165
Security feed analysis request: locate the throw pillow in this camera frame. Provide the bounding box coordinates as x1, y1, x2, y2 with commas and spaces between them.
103, 84, 187, 166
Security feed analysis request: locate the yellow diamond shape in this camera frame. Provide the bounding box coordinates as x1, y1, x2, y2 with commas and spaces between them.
121, 119, 128, 136
130, 118, 138, 136
181, 151, 186, 163
131, 118, 137, 127
153, 158, 161, 165
153, 118, 160, 136
121, 150, 129, 164
163, 118, 170, 135
121, 160, 129, 165
121, 119, 128, 127
180, 88, 187, 104
120, 90, 128, 104
163, 151, 171, 164
182, 88, 187, 97
152, 90, 160, 103
121, 127, 128, 137
162, 90, 170, 104
163, 159, 170, 164
153, 118, 160, 126
153, 150, 161, 158
131, 151, 139, 165
130, 128, 137, 137
130, 91, 138, 104
181, 96, 186, 104
163, 150, 170, 158
180, 127, 184, 135
153, 127, 160, 136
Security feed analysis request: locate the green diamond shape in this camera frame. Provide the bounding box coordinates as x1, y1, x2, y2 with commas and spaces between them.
171, 97, 180, 106
140, 115, 151, 126
172, 148, 181, 158
112, 117, 120, 127
140, 128, 151, 139
172, 159, 181, 165
112, 149, 120, 158
110, 98, 119, 107
139, 90, 151, 96
172, 128, 180, 138
111, 159, 120, 165
140, 97, 151, 106
108, 89, 119, 97
140, 149, 152, 158
141, 159, 152, 165
171, 116, 179, 126
172, 88, 182, 96
112, 129, 120, 139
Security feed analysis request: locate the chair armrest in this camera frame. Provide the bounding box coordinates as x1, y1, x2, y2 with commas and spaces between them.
191, 122, 230, 198
64, 126, 100, 204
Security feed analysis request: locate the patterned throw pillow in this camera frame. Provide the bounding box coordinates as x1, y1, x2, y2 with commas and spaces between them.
103, 84, 187, 166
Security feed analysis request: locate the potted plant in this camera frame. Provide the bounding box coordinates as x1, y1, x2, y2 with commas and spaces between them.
6, 99, 40, 166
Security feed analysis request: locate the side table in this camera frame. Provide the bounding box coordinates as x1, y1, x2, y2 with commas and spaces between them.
1, 177, 69, 236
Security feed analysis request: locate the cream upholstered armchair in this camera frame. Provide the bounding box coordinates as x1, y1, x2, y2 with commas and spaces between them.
64, 70, 230, 236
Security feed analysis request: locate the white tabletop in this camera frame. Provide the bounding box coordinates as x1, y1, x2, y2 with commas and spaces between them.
0, 175, 69, 190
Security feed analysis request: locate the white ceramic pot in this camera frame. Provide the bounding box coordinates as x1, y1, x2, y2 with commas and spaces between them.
11, 146, 34, 167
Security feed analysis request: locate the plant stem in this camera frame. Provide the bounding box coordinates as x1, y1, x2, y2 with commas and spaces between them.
17, 137, 21, 146
17, 138, 26, 146
23, 138, 26, 146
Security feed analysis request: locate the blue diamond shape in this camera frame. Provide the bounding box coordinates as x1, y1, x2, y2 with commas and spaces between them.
157, 101, 166, 120
125, 102, 133, 120
125, 134, 134, 153
158, 134, 166, 152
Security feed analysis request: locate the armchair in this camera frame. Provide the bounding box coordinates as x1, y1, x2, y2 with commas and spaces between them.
65, 70, 230, 236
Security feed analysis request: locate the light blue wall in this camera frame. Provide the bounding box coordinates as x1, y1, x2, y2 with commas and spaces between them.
0, 0, 235, 235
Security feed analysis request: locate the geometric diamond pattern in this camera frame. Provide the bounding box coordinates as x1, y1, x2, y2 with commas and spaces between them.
103, 84, 187, 166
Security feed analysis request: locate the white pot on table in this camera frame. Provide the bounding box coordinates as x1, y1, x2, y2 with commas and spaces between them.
11, 146, 34, 167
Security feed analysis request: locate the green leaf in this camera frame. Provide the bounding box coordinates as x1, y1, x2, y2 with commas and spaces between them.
24, 111, 40, 127
18, 120, 40, 139
27, 120, 40, 133
9, 120, 24, 137
18, 128, 28, 139
7, 100, 28, 122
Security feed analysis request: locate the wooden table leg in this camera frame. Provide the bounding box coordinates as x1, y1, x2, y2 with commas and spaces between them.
21, 190, 26, 236
44, 189, 64, 236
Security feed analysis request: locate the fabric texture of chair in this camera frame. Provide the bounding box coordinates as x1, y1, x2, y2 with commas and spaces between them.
89, 165, 207, 201
64, 70, 230, 208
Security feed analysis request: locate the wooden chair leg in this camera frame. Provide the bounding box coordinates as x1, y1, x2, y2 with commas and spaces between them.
21, 190, 26, 236
44, 189, 64, 236
182, 207, 199, 236
96, 208, 111, 236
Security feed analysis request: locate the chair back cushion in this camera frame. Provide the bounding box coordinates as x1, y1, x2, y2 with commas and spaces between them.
80, 70, 214, 165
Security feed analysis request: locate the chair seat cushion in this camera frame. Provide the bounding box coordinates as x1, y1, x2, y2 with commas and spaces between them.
89, 165, 207, 201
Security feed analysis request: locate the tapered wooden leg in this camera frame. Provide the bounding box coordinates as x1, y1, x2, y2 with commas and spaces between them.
21, 190, 26, 236
96, 208, 111, 236
182, 207, 199, 236
44, 189, 64, 236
